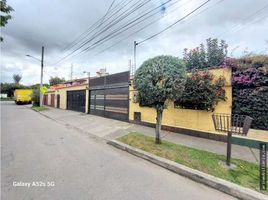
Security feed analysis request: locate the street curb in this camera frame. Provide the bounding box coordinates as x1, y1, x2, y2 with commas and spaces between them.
107, 139, 267, 200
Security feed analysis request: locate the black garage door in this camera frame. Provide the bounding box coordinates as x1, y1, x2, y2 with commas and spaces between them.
67, 90, 86, 112
89, 71, 129, 121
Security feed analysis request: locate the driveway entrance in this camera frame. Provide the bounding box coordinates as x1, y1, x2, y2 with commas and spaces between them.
67, 90, 86, 112
89, 71, 129, 121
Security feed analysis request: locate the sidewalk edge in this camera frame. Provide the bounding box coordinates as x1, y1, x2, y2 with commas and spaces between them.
107, 139, 267, 200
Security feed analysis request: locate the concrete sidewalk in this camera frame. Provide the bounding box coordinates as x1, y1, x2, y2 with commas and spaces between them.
34, 106, 259, 163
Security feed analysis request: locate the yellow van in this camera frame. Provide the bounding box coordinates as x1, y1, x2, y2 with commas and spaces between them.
14, 89, 33, 104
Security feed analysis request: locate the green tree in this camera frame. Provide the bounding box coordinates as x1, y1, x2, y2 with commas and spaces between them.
49, 76, 65, 86
0, 0, 14, 42
199, 43, 206, 68
206, 38, 228, 67
0, 82, 29, 97
13, 74, 22, 84
134, 56, 186, 144
30, 83, 49, 89
183, 38, 228, 70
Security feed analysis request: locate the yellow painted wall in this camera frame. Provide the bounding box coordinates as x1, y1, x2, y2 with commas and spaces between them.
47, 84, 89, 113
129, 68, 232, 133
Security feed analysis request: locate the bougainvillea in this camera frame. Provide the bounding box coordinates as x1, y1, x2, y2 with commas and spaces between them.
175, 70, 226, 111
232, 67, 268, 87
232, 55, 268, 130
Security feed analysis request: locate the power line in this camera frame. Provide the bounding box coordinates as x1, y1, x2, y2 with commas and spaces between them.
53, 0, 184, 64
60, 0, 130, 53
96, 0, 224, 56
79, 0, 175, 54
95, 0, 116, 30
53, 0, 151, 65
218, 3, 268, 38
70, 0, 151, 49
64, 0, 213, 60
58, 0, 177, 62
60, 1, 113, 52
138, 0, 211, 45
94, 0, 196, 55
63, 0, 147, 52
53, 0, 168, 65
180, 0, 224, 24
88, 0, 268, 59
52, 0, 268, 72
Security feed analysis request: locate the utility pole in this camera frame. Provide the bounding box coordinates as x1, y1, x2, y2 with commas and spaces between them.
70, 64, 73, 80
134, 41, 138, 75
40, 46, 44, 107
26, 46, 44, 107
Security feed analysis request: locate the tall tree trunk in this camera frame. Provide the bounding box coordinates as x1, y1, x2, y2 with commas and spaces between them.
155, 109, 163, 144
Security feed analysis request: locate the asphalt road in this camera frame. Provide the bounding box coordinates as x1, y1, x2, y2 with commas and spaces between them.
1, 101, 236, 200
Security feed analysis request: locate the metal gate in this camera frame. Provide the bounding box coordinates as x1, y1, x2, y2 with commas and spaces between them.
56, 94, 60, 108
89, 71, 129, 121
51, 94, 55, 107
67, 90, 86, 112
43, 94, 48, 105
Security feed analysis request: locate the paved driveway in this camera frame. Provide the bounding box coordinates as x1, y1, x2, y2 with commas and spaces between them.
1, 101, 236, 200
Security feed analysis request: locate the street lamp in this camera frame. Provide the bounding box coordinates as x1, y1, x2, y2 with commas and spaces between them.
26, 46, 44, 106
26, 55, 41, 62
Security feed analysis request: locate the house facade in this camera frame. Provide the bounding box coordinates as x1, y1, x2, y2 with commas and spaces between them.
44, 68, 232, 139
44, 78, 89, 113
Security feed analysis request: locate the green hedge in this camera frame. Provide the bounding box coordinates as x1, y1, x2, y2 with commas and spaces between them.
232, 87, 268, 130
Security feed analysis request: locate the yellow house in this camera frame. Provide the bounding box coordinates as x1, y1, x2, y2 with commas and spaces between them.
129, 68, 232, 137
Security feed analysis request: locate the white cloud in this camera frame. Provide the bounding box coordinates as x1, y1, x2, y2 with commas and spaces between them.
1, 0, 268, 85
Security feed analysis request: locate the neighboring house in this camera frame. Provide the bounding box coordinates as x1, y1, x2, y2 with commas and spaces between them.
44, 77, 89, 113
44, 70, 130, 121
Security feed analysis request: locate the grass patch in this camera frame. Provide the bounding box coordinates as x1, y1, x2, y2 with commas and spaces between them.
118, 132, 266, 194
31, 105, 49, 112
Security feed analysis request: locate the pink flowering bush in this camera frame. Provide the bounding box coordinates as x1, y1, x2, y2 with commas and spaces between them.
232, 55, 268, 130
175, 70, 226, 111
